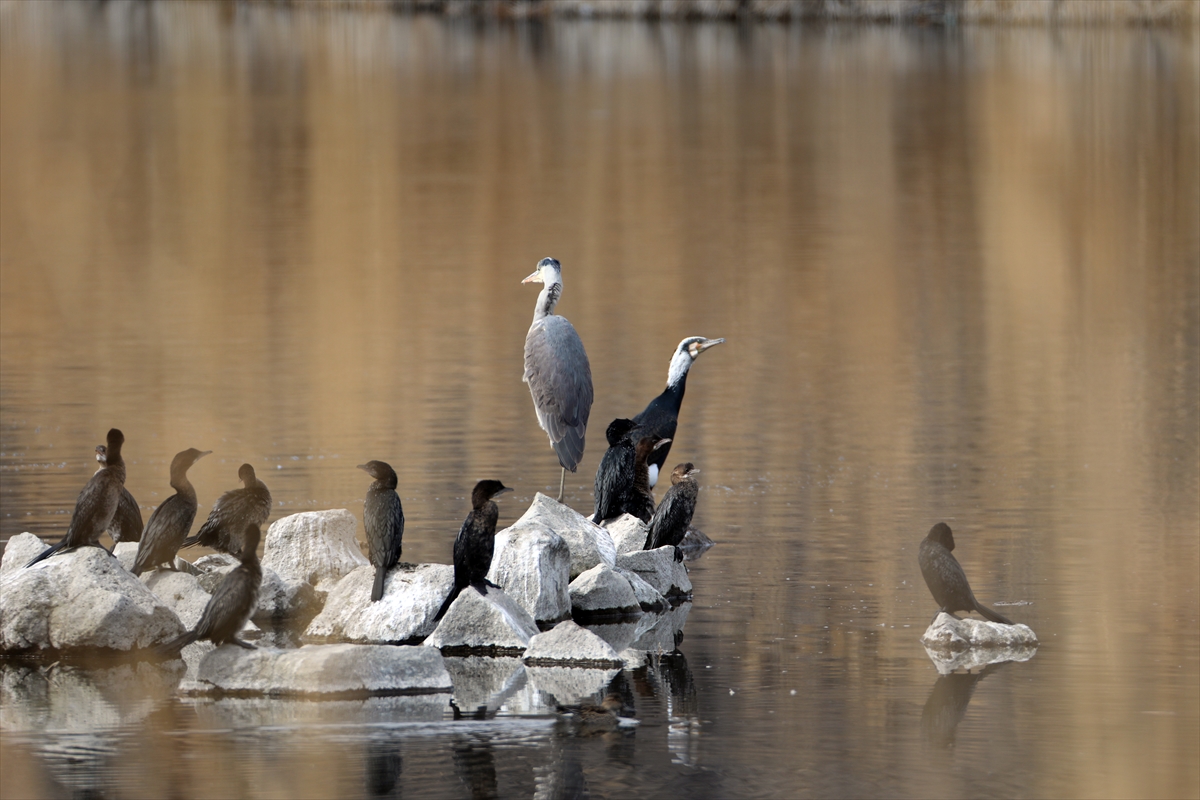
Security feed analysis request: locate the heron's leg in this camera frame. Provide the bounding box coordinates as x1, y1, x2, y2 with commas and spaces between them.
557, 468, 566, 503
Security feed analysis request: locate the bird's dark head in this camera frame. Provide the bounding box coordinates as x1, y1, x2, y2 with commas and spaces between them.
357, 460, 397, 483
172, 448, 211, 472
605, 418, 638, 446
472, 479, 513, 509
927, 522, 955, 550
105, 428, 124, 455
671, 462, 699, 485
668, 336, 725, 386
95, 445, 107, 465
241, 523, 262, 558
238, 463, 257, 486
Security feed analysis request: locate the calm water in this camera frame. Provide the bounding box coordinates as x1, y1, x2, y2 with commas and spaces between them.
1, 3, 1197, 798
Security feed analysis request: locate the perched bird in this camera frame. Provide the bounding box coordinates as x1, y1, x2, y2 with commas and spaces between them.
180, 463, 271, 557
131, 448, 212, 576
918, 522, 1014, 625
626, 436, 671, 524
632, 336, 724, 488
155, 523, 263, 657
644, 462, 701, 561
358, 460, 405, 602
95, 444, 144, 548
591, 418, 639, 524
522, 257, 594, 503
27, 428, 127, 568
434, 480, 513, 621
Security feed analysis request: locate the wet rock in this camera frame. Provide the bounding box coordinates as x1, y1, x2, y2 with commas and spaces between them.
526, 665, 620, 705
568, 564, 642, 620
195, 554, 320, 626
630, 602, 693, 653
514, 493, 615, 580
442, 656, 526, 715
0, 547, 185, 653
424, 586, 540, 654
189, 643, 452, 696
615, 546, 692, 599
613, 566, 667, 612
261, 509, 368, 590
140, 570, 215, 629
304, 563, 454, 644
523, 620, 624, 668
487, 521, 572, 625
0, 533, 47, 576
921, 613, 1039, 653
582, 620, 642, 654
603, 514, 649, 554
679, 526, 715, 559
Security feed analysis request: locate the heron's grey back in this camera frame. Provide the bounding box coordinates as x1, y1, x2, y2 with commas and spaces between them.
523, 315, 594, 470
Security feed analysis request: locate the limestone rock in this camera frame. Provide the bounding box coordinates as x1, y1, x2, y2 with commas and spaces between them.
921, 613, 1039, 653
487, 521, 572, 625
613, 566, 667, 612
140, 570, 214, 629
0, 533, 48, 577
523, 620, 623, 667
603, 514, 649, 554
304, 563, 453, 644
615, 546, 692, 599
113, 541, 140, 572
568, 564, 642, 620
679, 526, 715, 559
261, 509, 368, 590
513, 493, 615, 579
0, 547, 185, 653
423, 586, 540, 653
582, 620, 642, 654
191, 643, 451, 696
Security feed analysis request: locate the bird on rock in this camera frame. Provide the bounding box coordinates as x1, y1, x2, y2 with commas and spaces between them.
644, 462, 701, 561
95, 443, 144, 549
434, 480, 513, 621
358, 460, 405, 602
918, 522, 1014, 625
180, 463, 271, 557
132, 448, 211, 575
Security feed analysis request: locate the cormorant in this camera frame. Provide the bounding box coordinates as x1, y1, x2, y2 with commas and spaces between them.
180, 463, 271, 557
632, 336, 724, 488
95, 444, 144, 548
591, 418, 639, 524
358, 460, 404, 602
626, 436, 670, 523
522, 257, 594, 503
433, 480, 513, 621
644, 462, 700, 561
27, 428, 127, 568
131, 448, 212, 575
918, 522, 1014, 625
155, 522, 263, 657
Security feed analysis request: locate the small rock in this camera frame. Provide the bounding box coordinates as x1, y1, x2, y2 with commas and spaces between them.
921, 613, 1039, 653
487, 521, 572, 625
568, 564, 642, 621
424, 586, 540, 654
513, 494, 615, 579
581, 620, 642, 654
191, 643, 452, 696
261, 509, 368, 590
613, 566, 667, 612
679, 525, 715, 558
523, 620, 624, 668
615, 547, 692, 599
304, 563, 453, 644
0, 533, 48, 577
603, 515, 649, 554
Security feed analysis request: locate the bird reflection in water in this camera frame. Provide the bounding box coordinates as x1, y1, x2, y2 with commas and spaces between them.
651, 651, 701, 767
452, 735, 498, 800
364, 740, 402, 797
920, 662, 1007, 749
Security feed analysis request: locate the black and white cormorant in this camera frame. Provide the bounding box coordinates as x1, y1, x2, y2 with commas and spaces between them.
632, 336, 724, 488
180, 463, 271, 557
918, 522, 1014, 625
131, 447, 212, 575
433, 479, 513, 621
522, 258, 594, 503
591, 418, 639, 524
95, 444, 144, 548
358, 460, 405, 603
26, 428, 127, 568
644, 462, 701, 561
155, 522, 263, 657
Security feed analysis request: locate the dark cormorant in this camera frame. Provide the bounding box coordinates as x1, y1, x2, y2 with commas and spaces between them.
180, 463, 271, 557
591, 418, 639, 524
433, 480, 513, 621
95, 444, 144, 548
522, 257, 594, 503
155, 523, 263, 657
131, 448, 212, 575
626, 436, 670, 524
644, 462, 700, 561
27, 428, 127, 568
632, 336, 724, 488
358, 460, 405, 602
918, 522, 1014, 625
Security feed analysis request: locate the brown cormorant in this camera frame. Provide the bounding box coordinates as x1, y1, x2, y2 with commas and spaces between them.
95, 444, 144, 548
644, 462, 700, 561
358, 460, 404, 602
131, 448, 212, 575
434, 480, 513, 621
918, 522, 1014, 625
180, 463, 271, 557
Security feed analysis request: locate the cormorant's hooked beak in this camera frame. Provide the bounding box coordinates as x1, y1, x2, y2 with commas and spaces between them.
496, 486, 515, 495
197, 450, 213, 459
355, 464, 370, 473
692, 337, 725, 356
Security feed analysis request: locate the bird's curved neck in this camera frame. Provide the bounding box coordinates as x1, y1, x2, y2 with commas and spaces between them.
666, 351, 693, 389
170, 472, 196, 496
533, 282, 561, 322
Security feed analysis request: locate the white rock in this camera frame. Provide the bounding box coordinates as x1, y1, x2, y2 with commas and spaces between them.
526, 665, 620, 705
192, 643, 451, 695
523, 620, 623, 667
513, 494, 615, 579
113, 541, 140, 572
261, 509, 368, 590
921, 613, 1039, 653
615, 547, 692, 599
603, 515, 649, 554
613, 566, 667, 612
423, 586, 540, 653
0, 533, 48, 577
140, 570, 213, 629
568, 564, 642, 619
304, 563, 453, 644
581, 620, 642, 654
0, 547, 185, 653
487, 521, 572, 624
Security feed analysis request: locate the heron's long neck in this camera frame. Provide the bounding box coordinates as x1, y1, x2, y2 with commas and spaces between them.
533, 282, 561, 322
666, 350, 693, 388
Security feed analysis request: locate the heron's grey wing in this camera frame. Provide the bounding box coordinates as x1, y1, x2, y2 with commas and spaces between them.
524, 317, 594, 469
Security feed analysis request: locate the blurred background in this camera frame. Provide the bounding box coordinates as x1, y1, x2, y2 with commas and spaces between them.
1, 1, 1197, 798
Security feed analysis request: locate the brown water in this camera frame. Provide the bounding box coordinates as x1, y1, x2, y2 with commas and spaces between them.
1, 4, 1198, 799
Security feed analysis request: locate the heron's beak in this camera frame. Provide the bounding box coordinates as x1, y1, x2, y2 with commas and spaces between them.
521, 270, 541, 284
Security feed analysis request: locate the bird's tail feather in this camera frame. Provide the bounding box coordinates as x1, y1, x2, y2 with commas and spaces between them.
976, 602, 1014, 626
433, 585, 461, 622
153, 630, 199, 659
25, 540, 64, 568
372, 565, 387, 603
